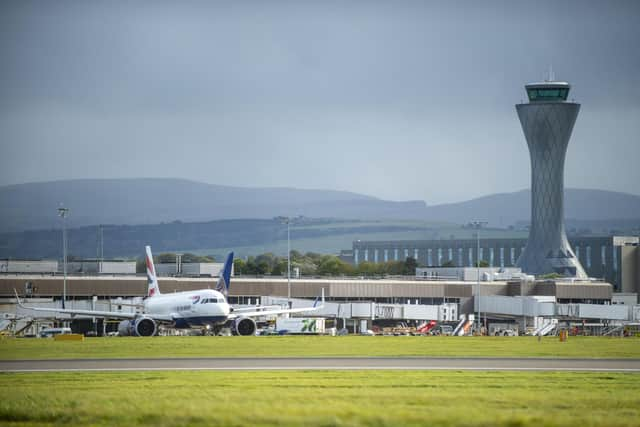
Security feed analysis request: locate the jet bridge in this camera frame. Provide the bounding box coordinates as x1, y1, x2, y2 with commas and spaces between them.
261, 296, 458, 322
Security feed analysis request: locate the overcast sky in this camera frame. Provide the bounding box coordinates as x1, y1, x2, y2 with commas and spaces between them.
1, 1, 638, 205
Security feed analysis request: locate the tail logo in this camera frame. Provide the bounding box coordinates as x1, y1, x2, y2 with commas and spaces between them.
144, 245, 161, 298
146, 256, 155, 275
215, 252, 234, 297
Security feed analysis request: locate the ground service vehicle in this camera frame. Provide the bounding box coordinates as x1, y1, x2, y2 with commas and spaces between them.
39, 327, 72, 338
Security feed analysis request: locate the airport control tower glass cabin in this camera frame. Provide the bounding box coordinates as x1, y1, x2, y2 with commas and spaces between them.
515, 80, 587, 278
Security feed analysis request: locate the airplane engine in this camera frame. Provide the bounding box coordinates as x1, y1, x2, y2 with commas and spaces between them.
117, 316, 157, 337
233, 317, 256, 336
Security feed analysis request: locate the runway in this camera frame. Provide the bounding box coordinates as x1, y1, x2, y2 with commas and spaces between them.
2, 357, 640, 372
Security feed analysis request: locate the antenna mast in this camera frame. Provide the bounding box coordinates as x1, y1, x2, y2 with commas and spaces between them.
546, 65, 555, 82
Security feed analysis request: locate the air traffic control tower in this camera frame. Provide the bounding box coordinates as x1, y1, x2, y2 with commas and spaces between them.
515, 79, 587, 278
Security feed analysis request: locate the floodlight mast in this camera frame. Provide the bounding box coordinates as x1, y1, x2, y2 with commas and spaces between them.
276, 216, 293, 305
471, 220, 487, 334
58, 207, 69, 309
287, 219, 290, 302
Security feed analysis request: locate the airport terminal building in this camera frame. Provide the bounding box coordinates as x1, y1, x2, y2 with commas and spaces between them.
1, 234, 639, 335
347, 235, 640, 292
1, 272, 638, 336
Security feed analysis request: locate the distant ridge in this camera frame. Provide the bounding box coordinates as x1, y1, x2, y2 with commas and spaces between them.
0, 178, 426, 232
426, 188, 640, 227
0, 178, 638, 232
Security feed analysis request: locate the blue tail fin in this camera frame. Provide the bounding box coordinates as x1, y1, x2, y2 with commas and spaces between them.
215, 252, 234, 297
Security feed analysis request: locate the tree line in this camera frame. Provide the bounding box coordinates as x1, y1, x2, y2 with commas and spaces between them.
233, 251, 418, 277
136, 250, 489, 276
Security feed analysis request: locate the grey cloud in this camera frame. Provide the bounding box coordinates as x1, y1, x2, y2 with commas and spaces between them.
1, 0, 639, 204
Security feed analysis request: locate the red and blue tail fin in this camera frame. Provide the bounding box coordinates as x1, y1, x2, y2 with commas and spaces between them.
215, 252, 234, 297
145, 246, 161, 298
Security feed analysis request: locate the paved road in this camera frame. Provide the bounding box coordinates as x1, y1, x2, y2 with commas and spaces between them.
2, 357, 640, 372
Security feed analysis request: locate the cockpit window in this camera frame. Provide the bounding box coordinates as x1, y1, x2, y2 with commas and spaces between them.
200, 298, 219, 304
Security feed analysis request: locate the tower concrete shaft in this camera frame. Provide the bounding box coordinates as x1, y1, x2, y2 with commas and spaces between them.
515, 81, 587, 278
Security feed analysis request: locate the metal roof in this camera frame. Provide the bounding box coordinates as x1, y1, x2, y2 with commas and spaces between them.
0, 275, 612, 300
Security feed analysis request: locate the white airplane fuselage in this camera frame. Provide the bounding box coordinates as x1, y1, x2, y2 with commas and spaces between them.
145, 289, 231, 328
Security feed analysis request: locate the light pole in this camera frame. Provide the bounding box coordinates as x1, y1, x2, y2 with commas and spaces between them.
287, 219, 291, 302
471, 220, 487, 334
58, 207, 70, 309
276, 216, 292, 304
98, 224, 104, 273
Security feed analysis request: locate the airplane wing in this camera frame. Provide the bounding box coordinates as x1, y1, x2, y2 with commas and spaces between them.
227, 306, 320, 319
113, 302, 145, 308
227, 289, 325, 320
13, 290, 173, 322
230, 305, 282, 313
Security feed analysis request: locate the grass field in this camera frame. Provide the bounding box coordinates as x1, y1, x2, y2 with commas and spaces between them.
1, 336, 639, 360
1, 370, 639, 426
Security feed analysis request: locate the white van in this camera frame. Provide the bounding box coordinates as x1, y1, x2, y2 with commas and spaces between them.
39, 327, 72, 338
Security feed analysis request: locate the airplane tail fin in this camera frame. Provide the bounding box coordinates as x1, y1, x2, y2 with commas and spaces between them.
312, 288, 325, 309
215, 252, 234, 297
145, 246, 161, 298
13, 289, 25, 308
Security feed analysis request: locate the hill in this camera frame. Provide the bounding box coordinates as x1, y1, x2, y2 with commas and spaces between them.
0, 178, 426, 232
0, 218, 446, 259
0, 217, 536, 260
0, 179, 638, 234
426, 188, 640, 227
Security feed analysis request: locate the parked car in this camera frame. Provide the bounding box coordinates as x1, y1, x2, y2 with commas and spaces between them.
431, 325, 454, 336
493, 328, 517, 336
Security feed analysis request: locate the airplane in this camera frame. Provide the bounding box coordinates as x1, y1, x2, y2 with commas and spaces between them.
14, 246, 324, 336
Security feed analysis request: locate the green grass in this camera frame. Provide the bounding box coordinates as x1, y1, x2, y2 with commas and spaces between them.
1, 370, 639, 426
2, 336, 639, 360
